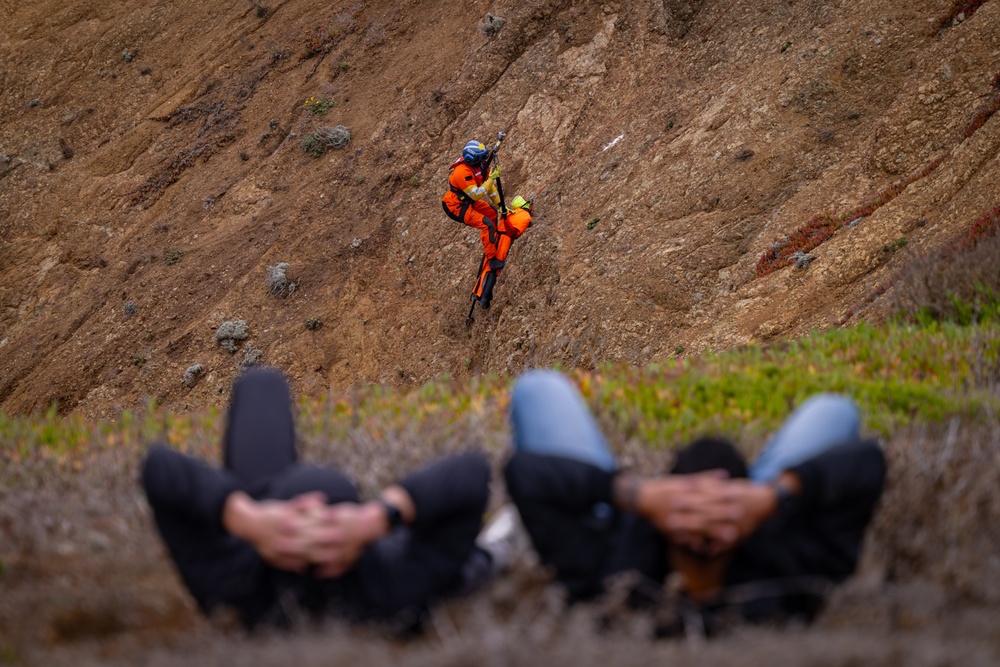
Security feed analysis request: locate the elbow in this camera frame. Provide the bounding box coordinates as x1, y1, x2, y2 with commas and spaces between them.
140, 444, 176, 506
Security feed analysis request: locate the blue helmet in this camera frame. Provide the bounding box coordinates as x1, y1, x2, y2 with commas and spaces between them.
462, 140, 488, 166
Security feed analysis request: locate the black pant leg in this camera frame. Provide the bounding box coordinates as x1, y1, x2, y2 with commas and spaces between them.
223, 368, 298, 488
505, 453, 620, 599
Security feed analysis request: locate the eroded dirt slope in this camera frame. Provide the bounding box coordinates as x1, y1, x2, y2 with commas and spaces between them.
1, 0, 999, 417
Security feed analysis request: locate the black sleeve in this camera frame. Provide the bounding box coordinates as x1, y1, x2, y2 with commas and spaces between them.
735, 439, 887, 587
396, 451, 490, 533
791, 439, 887, 514
504, 451, 617, 512
142, 444, 239, 530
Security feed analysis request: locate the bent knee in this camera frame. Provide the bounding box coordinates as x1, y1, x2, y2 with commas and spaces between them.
798, 393, 861, 429
459, 451, 491, 511
512, 369, 573, 409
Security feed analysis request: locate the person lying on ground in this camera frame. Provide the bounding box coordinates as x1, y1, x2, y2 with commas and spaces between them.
142, 367, 491, 631
503, 369, 886, 636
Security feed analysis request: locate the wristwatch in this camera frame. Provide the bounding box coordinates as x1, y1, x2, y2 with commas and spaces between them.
378, 499, 405, 530
772, 478, 795, 512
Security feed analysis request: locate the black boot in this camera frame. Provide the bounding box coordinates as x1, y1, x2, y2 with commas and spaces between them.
478, 272, 496, 308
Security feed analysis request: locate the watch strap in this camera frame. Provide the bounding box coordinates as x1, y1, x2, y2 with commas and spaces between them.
772, 479, 795, 511
378, 498, 404, 530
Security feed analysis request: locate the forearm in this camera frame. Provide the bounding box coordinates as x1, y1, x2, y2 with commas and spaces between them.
142, 445, 239, 530
612, 472, 642, 512
379, 484, 416, 525
463, 184, 489, 201
221, 491, 259, 540
396, 452, 490, 531
483, 179, 501, 206
791, 440, 886, 510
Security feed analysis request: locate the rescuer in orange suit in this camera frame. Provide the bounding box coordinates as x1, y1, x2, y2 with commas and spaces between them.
473, 195, 532, 308
442, 140, 503, 257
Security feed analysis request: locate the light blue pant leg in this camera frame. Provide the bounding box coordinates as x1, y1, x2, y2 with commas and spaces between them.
749, 393, 861, 483
510, 369, 617, 472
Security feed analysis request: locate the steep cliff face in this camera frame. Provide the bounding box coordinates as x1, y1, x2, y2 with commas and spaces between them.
1, 0, 998, 416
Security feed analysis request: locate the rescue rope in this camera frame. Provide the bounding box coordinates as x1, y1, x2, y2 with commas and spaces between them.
529, 0, 745, 202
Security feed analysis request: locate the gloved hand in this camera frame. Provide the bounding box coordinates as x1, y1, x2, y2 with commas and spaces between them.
489, 165, 501, 180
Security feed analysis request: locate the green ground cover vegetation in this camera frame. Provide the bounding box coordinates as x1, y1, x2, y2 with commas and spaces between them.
2, 313, 996, 462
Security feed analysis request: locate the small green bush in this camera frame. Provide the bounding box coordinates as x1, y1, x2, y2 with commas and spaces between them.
882, 237, 907, 253
304, 96, 335, 115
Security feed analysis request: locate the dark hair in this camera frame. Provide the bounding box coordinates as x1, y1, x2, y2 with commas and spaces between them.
670, 437, 748, 479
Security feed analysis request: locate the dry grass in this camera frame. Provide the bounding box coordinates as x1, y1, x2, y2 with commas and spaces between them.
889, 207, 1000, 324
837, 282, 887, 326
2, 399, 999, 665
132, 72, 266, 208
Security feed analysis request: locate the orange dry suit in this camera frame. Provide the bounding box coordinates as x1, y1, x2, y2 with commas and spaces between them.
441, 158, 502, 254
473, 207, 531, 307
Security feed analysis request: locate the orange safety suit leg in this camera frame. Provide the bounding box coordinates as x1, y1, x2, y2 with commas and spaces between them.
472, 209, 530, 306
442, 197, 499, 250
478, 227, 500, 261
473, 233, 513, 305
468, 200, 499, 249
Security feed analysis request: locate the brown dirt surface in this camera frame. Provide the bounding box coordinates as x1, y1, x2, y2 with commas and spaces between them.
2, 0, 999, 418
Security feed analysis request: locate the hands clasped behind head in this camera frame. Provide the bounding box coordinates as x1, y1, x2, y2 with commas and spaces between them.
242, 492, 382, 578
641, 471, 748, 555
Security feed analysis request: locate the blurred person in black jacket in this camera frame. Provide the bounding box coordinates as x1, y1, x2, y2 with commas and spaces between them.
503, 370, 886, 636
142, 368, 489, 630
